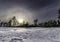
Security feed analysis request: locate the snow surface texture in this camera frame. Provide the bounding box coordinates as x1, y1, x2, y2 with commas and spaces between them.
0, 27, 60, 42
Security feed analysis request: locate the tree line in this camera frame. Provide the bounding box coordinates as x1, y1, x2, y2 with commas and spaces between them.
0, 9, 60, 27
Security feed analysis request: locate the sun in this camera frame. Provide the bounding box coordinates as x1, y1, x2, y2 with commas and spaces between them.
18, 18, 24, 23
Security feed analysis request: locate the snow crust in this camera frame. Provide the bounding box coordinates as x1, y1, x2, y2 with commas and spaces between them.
0, 27, 60, 42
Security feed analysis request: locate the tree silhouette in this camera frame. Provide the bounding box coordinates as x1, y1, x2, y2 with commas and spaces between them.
23, 21, 25, 25
58, 9, 60, 20
12, 16, 17, 26
48, 20, 53, 27
52, 20, 57, 27
8, 19, 12, 26
58, 20, 60, 26
58, 9, 60, 26
34, 19, 38, 26
25, 22, 29, 26
8, 16, 18, 26
0, 20, 1, 26
39, 23, 43, 27
43, 22, 48, 27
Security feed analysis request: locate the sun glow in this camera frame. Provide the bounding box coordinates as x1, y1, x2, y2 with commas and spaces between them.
18, 18, 24, 23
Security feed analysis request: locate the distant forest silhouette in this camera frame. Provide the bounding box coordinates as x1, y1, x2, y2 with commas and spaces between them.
0, 9, 60, 27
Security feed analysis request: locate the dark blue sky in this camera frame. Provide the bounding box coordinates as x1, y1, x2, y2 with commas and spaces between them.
0, 0, 59, 23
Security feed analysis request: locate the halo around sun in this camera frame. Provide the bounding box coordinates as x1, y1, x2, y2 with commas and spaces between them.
9, 8, 33, 24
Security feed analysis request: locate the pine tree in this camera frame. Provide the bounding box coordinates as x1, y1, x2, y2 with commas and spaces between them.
34, 19, 38, 26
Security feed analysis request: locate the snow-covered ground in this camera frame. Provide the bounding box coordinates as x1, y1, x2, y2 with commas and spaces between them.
0, 27, 60, 42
